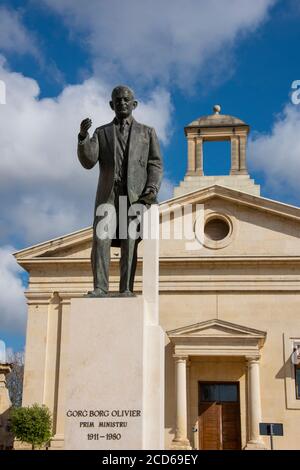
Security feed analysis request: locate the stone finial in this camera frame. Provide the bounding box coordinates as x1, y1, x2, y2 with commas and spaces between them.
213, 104, 221, 115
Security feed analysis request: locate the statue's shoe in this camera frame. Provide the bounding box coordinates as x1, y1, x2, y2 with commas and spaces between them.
85, 289, 108, 298
119, 290, 136, 297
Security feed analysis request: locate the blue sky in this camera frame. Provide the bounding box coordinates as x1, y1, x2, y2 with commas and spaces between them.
1, 0, 300, 352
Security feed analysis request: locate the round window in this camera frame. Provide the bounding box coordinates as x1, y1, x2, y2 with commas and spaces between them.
204, 217, 230, 241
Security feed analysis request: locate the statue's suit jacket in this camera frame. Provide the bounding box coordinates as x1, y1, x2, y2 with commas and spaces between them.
77, 118, 163, 214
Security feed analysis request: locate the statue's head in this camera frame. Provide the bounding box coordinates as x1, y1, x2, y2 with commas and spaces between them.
110, 85, 138, 120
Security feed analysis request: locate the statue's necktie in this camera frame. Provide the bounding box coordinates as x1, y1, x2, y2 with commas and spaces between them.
120, 121, 126, 134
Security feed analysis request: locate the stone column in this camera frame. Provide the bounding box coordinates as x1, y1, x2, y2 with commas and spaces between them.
186, 359, 191, 444
43, 293, 62, 435
195, 138, 203, 175
53, 293, 71, 449
171, 355, 191, 449
245, 356, 266, 449
22, 293, 53, 406
142, 204, 159, 324
239, 135, 248, 174
187, 137, 196, 175
230, 136, 239, 175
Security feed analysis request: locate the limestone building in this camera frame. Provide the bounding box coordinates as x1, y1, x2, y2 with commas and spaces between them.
0, 363, 13, 449
15, 107, 300, 450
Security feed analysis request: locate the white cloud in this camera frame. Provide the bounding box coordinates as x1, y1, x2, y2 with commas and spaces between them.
248, 104, 300, 201
0, 6, 39, 58
0, 57, 173, 245
40, 0, 275, 88
0, 340, 5, 362
158, 177, 175, 202
0, 246, 27, 334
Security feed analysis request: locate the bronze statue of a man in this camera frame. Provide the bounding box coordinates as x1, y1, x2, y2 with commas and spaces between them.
78, 85, 163, 297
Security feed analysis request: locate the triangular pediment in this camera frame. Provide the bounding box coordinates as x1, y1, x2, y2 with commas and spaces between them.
167, 319, 267, 356
13, 226, 93, 260
167, 319, 266, 339
13, 184, 300, 263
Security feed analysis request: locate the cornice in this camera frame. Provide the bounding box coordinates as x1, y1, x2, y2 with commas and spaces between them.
17, 255, 300, 269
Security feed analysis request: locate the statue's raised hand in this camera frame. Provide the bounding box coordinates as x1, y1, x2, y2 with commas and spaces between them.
79, 118, 92, 139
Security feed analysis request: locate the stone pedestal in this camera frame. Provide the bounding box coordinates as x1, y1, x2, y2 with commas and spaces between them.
64, 297, 164, 449
64, 206, 164, 450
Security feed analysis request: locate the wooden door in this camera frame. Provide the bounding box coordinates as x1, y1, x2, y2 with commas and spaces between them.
221, 402, 241, 450
198, 402, 222, 450
198, 382, 241, 450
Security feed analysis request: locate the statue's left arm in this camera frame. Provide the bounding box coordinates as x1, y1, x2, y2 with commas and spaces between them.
145, 128, 163, 197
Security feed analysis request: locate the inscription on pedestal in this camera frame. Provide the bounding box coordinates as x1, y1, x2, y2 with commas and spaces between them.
66, 409, 142, 444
